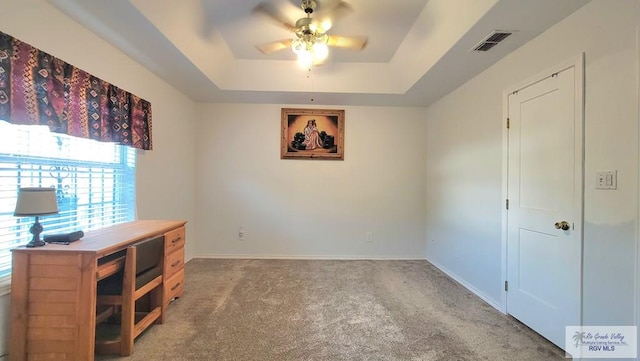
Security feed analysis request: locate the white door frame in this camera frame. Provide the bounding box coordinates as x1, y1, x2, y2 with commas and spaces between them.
635, 25, 640, 361
500, 53, 585, 319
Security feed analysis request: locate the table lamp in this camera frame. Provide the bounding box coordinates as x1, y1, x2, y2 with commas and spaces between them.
14, 187, 59, 248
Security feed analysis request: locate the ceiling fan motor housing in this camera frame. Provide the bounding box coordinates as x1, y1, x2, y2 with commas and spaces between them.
295, 17, 323, 38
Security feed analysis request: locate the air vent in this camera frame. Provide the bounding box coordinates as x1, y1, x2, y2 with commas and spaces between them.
471, 31, 513, 52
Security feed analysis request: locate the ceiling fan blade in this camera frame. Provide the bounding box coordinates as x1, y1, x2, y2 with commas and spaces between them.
317, 1, 353, 31
256, 39, 293, 55
253, 3, 296, 32
327, 35, 368, 50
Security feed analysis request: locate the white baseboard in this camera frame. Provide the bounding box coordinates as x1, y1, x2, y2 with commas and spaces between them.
426, 257, 505, 313
194, 254, 426, 261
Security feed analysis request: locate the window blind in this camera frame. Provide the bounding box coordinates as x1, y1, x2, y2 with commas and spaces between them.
0, 120, 136, 293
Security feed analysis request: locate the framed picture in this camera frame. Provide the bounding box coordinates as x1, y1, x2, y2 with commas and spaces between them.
281, 108, 345, 160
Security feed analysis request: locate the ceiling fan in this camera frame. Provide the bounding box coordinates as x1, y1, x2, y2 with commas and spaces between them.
253, 0, 368, 66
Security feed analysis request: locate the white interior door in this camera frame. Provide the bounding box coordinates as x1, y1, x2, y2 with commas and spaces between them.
506, 59, 583, 350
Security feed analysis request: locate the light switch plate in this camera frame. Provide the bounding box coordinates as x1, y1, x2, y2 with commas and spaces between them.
596, 171, 617, 190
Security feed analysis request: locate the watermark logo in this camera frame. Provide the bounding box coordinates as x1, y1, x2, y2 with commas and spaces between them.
566, 326, 637, 358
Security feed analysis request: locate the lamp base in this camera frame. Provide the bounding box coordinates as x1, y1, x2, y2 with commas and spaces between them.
25, 217, 46, 248
25, 239, 46, 248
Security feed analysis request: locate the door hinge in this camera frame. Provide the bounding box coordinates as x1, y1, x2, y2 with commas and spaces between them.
506, 199, 509, 210
504, 280, 509, 291
506, 118, 510, 129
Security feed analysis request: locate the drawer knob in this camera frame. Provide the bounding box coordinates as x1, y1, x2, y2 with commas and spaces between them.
171, 282, 181, 291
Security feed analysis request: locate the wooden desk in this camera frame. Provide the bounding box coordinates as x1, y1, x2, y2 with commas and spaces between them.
9, 219, 187, 361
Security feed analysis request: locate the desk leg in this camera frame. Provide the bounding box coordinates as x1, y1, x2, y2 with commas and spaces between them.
10, 252, 98, 361
9, 252, 29, 361
78, 253, 98, 359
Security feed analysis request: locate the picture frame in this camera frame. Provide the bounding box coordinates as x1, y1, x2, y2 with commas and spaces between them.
281, 108, 345, 160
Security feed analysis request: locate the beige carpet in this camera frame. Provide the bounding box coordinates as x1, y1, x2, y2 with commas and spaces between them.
96, 259, 566, 360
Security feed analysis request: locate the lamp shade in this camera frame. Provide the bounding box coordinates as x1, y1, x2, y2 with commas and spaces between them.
14, 188, 59, 216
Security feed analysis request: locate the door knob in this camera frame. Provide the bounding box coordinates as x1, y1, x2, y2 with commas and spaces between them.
554, 221, 570, 231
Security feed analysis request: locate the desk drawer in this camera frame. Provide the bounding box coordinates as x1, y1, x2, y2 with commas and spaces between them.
164, 246, 184, 280
164, 226, 185, 255
164, 268, 184, 304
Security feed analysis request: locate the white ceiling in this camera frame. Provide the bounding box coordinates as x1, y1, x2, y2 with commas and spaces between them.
50, 0, 590, 107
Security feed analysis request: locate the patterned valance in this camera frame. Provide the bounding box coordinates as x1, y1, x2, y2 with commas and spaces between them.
0, 31, 152, 150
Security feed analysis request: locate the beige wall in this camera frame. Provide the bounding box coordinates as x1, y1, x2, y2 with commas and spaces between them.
426, 0, 639, 329
0, 0, 198, 357
194, 103, 428, 258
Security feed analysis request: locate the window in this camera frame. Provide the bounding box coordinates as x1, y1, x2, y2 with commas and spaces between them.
0, 120, 136, 293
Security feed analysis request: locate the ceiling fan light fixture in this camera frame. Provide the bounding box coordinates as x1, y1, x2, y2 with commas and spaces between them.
292, 32, 328, 66
292, 38, 307, 55
297, 48, 314, 68
320, 19, 332, 32
312, 39, 329, 62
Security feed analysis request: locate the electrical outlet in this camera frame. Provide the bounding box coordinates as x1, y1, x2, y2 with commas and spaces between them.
238, 226, 245, 240
365, 232, 373, 242
596, 170, 617, 190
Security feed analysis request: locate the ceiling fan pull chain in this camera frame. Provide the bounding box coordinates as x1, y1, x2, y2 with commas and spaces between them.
307, 67, 315, 102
